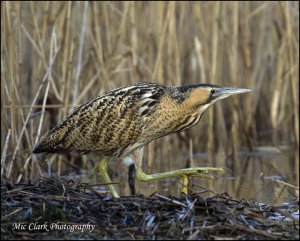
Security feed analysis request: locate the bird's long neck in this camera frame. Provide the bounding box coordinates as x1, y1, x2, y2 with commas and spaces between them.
172, 101, 205, 132
157, 96, 206, 133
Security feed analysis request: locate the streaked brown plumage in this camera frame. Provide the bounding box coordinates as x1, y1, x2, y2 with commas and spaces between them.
33, 82, 251, 197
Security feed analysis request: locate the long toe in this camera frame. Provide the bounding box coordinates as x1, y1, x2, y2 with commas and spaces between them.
194, 167, 225, 174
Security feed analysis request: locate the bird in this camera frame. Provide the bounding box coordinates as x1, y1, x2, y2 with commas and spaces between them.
33, 82, 251, 198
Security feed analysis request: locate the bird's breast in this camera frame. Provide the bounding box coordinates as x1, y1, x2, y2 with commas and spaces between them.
141, 101, 200, 142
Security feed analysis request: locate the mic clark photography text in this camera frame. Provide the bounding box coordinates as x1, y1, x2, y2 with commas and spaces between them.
12, 222, 95, 233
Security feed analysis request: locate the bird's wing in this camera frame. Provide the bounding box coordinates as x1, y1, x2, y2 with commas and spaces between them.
33, 83, 167, 157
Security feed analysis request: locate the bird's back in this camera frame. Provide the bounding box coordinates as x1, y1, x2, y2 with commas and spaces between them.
33, 83, 168, 157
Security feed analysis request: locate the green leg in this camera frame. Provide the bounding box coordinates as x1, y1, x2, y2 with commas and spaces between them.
135, 165, 224, 194
98, 159, 120, 198
181, 175, 189, 195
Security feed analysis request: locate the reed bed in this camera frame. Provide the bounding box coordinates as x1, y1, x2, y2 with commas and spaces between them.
1, 2, 299, 200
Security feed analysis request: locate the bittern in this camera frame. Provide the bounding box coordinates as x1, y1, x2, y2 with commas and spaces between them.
33, 82, 251, 198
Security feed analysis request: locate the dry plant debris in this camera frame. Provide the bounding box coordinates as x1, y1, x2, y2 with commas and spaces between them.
1, 176, 299, 240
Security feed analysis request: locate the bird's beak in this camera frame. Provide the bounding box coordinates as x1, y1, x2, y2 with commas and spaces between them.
212, 87, 252, 101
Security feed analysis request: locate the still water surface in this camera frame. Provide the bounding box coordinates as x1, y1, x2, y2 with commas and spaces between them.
69, 145, 298, 206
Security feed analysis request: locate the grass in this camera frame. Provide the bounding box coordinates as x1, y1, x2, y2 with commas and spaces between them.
1, 1, 299, 199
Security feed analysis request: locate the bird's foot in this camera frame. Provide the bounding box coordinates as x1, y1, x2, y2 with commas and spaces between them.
135, 166, 224, 182
179, 167, 224, 195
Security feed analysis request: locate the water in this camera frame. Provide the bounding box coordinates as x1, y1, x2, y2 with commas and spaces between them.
72, 145, 298, 205
111, 146, 299, 204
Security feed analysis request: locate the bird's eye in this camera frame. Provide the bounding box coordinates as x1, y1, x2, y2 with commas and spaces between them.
211, 89, 215, 95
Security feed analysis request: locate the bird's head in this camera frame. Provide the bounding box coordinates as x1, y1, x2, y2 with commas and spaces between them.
174, 84, 252, 113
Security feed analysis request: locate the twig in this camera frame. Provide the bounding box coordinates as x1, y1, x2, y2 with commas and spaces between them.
1, 129, 11, 176
155, 193, 188, 208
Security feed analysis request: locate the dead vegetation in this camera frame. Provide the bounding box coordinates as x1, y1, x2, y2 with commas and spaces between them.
1, 176, 299, 240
